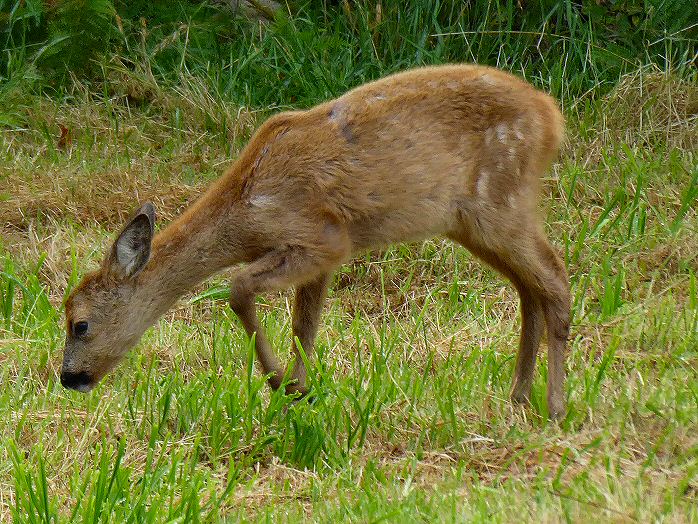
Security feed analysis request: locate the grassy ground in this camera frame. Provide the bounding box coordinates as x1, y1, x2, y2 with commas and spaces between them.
1, 49, 697, 524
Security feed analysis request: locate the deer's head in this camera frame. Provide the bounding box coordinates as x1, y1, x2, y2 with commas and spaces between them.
61, 203, 156, 391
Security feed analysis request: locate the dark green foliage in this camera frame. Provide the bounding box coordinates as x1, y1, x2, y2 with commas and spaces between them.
161, 0, 698, 105
43, 0, 117, 77
1, 0, 696, 109
1, 0, 117, 82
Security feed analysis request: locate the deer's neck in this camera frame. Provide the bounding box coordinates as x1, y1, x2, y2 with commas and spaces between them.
135, 183, 252, 322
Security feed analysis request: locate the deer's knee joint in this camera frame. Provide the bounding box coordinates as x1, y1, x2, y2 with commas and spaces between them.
553, 306, 571, 337
292, 320, 304, 339
559, 314, 571, 336
547, 312, 570, 342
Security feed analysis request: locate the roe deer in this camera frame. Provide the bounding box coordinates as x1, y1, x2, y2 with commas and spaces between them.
61, 64, 570, 418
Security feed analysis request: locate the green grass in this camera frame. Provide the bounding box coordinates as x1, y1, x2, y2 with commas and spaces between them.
2, 0, 697, 117
1, 68, 696, 521
1, 2, 697, 521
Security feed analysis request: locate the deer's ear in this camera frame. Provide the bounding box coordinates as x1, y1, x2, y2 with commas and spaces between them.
107, 203, 156, 279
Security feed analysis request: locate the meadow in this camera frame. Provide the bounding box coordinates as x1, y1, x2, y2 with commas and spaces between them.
1, 1, 697, 521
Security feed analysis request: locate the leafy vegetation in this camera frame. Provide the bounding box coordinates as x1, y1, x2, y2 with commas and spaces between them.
2, 0, 697, 107
1, 1, 696, 521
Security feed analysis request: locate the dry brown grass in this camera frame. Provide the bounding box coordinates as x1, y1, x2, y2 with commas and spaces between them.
602, 67, 698, 151
1, 65, 258, 237
564, 65, 698, 167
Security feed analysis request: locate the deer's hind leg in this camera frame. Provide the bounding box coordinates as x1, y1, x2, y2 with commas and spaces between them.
450, 207, 570, 418
531, 236, 571, 419
449, 230, 545, 407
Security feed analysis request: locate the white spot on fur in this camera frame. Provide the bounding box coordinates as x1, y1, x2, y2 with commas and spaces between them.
480, 73, 496, 85
249, 195, 275, 208
513, 121, 525, 140
496, 123, 508, 143
447, 81, 459, 90
477, 170, 489, 196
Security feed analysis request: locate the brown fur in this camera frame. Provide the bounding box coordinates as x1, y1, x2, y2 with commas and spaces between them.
62, 64, 570, 418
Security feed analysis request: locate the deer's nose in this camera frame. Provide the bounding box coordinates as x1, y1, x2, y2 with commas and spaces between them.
60, 371, 94, 392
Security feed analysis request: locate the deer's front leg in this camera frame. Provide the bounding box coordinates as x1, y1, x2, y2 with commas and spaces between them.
229, 253, 286, 390
229, 245, 343, 393
287, 273, 331, 395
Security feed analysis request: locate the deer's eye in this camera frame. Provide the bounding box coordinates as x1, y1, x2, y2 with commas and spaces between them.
74, 321, 89, 337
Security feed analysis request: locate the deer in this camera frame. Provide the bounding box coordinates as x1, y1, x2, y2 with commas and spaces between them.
61, 64, 570, 418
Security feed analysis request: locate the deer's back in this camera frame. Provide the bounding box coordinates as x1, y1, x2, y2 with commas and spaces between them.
238, 64, 564, 248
